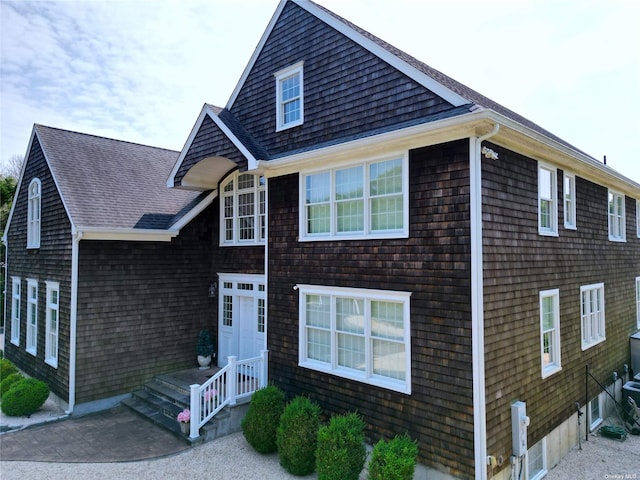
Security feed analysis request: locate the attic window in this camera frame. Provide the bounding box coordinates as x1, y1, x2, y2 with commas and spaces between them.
275, 62, 304, 131
27, 178, 41, 248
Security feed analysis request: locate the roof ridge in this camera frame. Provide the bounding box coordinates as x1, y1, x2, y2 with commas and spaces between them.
34, 124, 179, 154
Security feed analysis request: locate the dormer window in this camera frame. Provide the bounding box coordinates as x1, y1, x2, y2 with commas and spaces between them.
275, 62, 304, 131
27, 178, 41, 248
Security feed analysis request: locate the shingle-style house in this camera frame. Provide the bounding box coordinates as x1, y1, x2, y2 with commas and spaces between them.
3, 1, 640, 479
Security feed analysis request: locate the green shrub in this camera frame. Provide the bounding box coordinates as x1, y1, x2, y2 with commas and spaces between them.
1, 378, 50, 416
316, 412, 366, 480
0, 358, 18, 380
241, 385, 286, 453
276, 396, 321, 476
0, 372, 24, 397
368, 434, 418, 480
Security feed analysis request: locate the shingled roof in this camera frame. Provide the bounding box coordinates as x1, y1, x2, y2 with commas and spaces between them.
34, 124, 206, 231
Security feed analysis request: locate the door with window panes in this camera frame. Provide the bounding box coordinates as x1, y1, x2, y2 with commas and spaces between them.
217, 274, 266, 366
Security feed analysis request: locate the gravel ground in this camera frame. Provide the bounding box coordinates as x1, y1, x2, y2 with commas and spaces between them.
1, 417, 638, 480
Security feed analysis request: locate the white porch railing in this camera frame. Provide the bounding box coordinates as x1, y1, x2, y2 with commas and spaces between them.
189, 350, 268, 439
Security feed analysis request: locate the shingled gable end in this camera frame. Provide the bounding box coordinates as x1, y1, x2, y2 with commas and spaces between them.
3, 1, 639, 480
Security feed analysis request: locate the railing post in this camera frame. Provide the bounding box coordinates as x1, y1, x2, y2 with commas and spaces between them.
228, 356, 237, 406
189, 383, 200, 439
261, 350, 269, 388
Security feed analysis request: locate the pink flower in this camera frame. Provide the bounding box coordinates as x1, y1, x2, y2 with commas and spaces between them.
177, 409, 190, 423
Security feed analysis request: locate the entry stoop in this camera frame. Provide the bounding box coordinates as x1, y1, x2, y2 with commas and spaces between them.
121, 368, 249, 445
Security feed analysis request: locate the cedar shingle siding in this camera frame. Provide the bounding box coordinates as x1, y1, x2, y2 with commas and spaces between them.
231, 2, 456, 158
74, 206, 214, 403
4, 137, 72, 400
268, 140, 476, 477
482, 142, 640, 462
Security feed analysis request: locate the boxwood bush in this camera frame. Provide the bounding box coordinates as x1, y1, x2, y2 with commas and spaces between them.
241, 384, 285, 453
276, 396, 321, 476
368, 434, 418, 480
0, 372, 24, 396
1, 378, 50, 417
0, 358, 18, 380
316, 412, 366, 480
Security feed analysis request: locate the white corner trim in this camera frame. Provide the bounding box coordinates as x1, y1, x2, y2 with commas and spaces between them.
170, 190, 217, 231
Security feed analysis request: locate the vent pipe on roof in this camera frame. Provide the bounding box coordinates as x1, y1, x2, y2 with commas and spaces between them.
603, 155, 607, 165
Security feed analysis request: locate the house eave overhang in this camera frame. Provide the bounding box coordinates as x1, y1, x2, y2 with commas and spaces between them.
167, 104, 257, 191
76, 227, 178, 242
258, 109, 640, 197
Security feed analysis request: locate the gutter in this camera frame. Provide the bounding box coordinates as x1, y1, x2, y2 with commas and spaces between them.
66, 228, 82, 414
470, 124, 499, 480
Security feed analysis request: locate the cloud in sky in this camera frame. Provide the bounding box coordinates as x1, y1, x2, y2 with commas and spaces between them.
1, 0, 639, 184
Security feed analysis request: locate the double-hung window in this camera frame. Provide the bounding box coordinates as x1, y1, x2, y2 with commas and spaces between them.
563, 172, 576, 229
220, 173, 265, 245
540, 289, 561, 378
10, 277, 21, 346
275, 62, 303, 131
26, 278, 38, 355
580, 283, 605, 350
45, 281, 60, 368
27, 178, 41, 248
298, 285, 411, 394
608, 190, 625, 241
538, 163, 557, 235
301, 155, 408, 240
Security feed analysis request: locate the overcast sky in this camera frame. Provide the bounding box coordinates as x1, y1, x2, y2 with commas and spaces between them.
1, 0, 639, 184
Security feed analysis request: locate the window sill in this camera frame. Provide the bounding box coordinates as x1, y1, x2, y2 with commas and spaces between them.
581, 337, 606, 351
542, 364, 562, 379
299, 361, 410, 394
45, 358, 58, 369
26, 347, 37, 357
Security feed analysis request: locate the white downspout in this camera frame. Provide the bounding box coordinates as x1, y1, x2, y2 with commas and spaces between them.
470, 124, 499, 480
66, 228, 82, 414
1, 235, 7, 341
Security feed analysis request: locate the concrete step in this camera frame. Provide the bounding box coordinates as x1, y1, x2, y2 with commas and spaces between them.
144, 380, 190, 406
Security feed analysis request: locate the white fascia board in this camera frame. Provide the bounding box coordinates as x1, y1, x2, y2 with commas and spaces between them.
293, 0, 469, 108
210, 114, 259, 170
258, 110, 489, 175
226, 0, 289, 109
77, 227, 178, 242
170, 190, 217, 232
166, 105, 259, 189
167, 104, 211, 188
3, 126, 77, 240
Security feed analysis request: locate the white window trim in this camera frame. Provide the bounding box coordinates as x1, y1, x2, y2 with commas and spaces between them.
45, 281, 60, 368
297, 284, 412, 394
540, 289, 561, 378
275, 61, 304, 131
10, 277, 21, 346
219, 172, 266, 246
580, 283, 606, 350
608, 189, 626, 242
538, 163, 558, 236
589, 392, 603, 431
27, 178, 41, 248
26, 278, 38, 356
299, 153, 409, 241
636, 276, 640, 330
636, 199, 640, 238
563, 171, 576, 230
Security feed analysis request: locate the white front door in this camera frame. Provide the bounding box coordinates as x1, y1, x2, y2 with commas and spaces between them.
217, 274, 266, 366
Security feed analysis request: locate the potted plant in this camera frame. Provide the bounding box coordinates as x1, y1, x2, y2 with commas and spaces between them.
177, 408, 190, 435
196, 329, 214, 369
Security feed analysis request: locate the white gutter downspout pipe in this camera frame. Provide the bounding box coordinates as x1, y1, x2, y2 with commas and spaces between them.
470, 124, 499, 480
66, 228, 82, 414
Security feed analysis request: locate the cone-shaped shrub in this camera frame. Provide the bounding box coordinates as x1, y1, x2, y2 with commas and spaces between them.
368, 434, 418, 480
1, 378, 50, 416
316, 412, 366, 480
276, 396, 321, 475
0, 358, 18, 380
241, 385, 286, 453
0, 372, 24, 397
